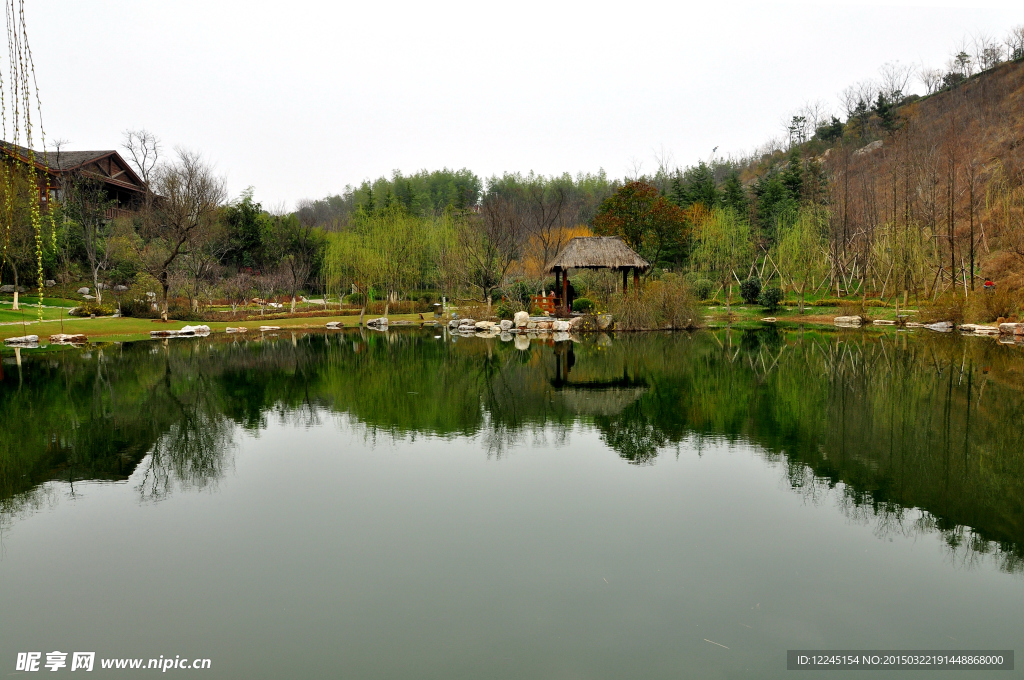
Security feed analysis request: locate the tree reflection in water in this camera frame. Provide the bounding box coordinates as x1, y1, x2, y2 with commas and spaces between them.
2, 327, 1023, 571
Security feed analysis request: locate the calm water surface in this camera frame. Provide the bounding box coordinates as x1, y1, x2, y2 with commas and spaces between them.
2, 328, 1023, 679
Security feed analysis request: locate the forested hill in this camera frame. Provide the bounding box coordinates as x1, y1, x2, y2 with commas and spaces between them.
787, 56, 1024, 289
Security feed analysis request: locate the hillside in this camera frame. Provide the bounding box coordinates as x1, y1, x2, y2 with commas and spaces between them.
810, 58, 1024, 298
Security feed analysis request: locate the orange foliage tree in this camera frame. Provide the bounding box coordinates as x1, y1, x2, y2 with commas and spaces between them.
592, 181, 688, 268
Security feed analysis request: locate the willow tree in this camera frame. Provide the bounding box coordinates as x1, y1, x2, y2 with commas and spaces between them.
0, 1, 54, 319
870, 220, 931, 307
776, 207, 829, 314
325, 229, 379, 326
325, 207, 433, 322
0, 166, 35, 310
691, 208, 752, 315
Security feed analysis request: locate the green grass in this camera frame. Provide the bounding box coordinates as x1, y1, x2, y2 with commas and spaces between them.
701, 300, 913, 327
0, 305, 78, 323
0, 312, 432, 343
0, 294, 79, 307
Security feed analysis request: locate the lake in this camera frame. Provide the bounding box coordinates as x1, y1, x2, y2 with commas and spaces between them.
2, 328, 1022, 678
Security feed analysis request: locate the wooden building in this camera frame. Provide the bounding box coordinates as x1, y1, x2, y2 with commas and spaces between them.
1, 141, 147, 218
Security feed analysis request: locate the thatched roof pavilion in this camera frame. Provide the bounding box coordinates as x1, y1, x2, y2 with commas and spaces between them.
545, 236, 650, 274
545, 237, 650, 308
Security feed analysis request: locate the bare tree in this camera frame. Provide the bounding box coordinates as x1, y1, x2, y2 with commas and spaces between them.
253, 271, 282, 317
178, 220, 229, 313
138, 149, 226, 320
122, 129, 161, 190
800, 100, 832, 132
972, 32, 1002, 71
839, 80, 878, 119
462, 197, 527, 302
1005, 25, 1024, 62
63, 173, 115, 304
918, 65, 943, 95
878, 62, 913, 103
222, 272, 253, 315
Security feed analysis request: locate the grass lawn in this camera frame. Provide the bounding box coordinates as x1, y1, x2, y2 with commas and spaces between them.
701, 296, 917, 328
0, 312, 432, 344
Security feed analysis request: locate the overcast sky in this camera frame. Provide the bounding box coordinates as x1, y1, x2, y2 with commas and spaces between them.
23, 1, 1023, 209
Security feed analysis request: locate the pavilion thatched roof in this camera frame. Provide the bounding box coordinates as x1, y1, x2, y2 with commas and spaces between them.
545, 236, 650, 273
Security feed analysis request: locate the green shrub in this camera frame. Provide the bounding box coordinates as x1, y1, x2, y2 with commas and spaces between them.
119, 298, 159, 318
818, 298, 889, 308
167, 302, 202, 321
528, 304, 544, 316
693, 279, 714, 301
494, 300, 517, 320
344, 292, 365, 305
572, 297, 595, 313
503, 281, 534, 309
758, 286, 784, 312
739, 277, 761, 305
69, 301, 115, 317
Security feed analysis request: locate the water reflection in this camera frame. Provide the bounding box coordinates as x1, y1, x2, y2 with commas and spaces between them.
2, 328, 1023, 571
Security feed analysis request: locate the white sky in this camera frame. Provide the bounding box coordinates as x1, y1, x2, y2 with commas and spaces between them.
24, 1, 1023, 209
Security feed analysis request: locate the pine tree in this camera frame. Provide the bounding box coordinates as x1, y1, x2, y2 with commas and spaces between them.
721, 171, 748, 216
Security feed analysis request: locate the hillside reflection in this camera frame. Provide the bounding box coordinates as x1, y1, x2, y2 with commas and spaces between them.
2, 328, 1023, 570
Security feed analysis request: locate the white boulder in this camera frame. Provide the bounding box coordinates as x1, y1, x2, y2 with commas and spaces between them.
4, 334, 38, 346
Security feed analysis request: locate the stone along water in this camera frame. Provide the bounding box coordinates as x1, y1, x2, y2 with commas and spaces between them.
1, 329, 1022, 678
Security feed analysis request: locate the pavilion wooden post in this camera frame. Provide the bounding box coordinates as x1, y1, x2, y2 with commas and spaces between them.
622, 268, 628, 294
633, 269, 639, 291
562, 269, 569, 312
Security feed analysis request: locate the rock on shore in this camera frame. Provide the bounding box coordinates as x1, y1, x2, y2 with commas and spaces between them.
4, 334, 38, 346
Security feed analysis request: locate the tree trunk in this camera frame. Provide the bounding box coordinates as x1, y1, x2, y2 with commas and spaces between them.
160, 280, 170, 322
359, 305, 366, 326
11, 266, 18, 311
290, 295, 297, 314
384, 301, 390, 317
726, 282, 732, 317
93, 269, 102, 305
